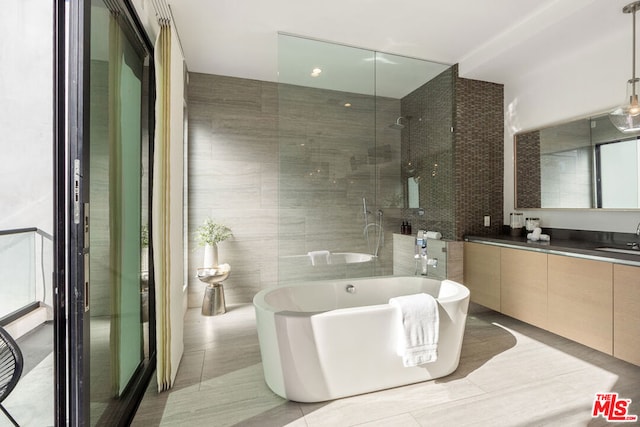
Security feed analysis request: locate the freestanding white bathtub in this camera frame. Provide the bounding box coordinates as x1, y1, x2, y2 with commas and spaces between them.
253, 275, 470, 403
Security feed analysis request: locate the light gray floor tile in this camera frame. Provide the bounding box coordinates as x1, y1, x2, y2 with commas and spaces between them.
301, 378, 484, 427
410, 379, 592, 427
132, 303, 640, 427
356, 412, 421, 427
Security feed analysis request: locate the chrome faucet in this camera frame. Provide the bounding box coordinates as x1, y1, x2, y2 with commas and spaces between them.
415, 230, 438, 275
627, 222, 640, 250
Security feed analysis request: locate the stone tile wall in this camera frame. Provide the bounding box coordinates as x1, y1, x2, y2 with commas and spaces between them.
187, 73, 280, 305
400, 66, 504, 241
187, 73, 399, 305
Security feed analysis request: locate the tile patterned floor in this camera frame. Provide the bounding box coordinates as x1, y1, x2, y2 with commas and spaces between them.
132, 303, 640, 427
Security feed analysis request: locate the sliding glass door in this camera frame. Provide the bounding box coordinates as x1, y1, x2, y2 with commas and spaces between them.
63, 0, 155, 424
88, 1, 154, 424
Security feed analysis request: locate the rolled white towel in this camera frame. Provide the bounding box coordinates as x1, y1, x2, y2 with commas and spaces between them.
308, 250, 330, 266
425, 231, 442, 240
532, 227, 542, 237
527, 232, 550, 242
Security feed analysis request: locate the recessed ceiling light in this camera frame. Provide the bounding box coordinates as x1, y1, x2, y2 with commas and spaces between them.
344, 103, 352, 108
311, 67, 322, 77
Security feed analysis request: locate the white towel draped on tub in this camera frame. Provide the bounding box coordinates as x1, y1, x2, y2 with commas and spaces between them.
389, 293, 439, 367
307, 250, 330, 266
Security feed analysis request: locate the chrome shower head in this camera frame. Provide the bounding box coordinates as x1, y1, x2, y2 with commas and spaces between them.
389, 116, 411, 130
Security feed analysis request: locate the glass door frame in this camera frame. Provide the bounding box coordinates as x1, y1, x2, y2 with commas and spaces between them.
66, 0, 90, 422
57, 0, 156, 424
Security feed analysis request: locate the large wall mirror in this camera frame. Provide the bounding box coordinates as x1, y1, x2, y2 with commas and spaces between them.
515, 113, 640, 209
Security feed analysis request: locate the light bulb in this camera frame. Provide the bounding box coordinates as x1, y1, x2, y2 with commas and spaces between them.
630, 95, 640, 116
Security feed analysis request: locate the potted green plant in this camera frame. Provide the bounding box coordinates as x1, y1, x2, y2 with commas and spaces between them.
197, 218, 232, 267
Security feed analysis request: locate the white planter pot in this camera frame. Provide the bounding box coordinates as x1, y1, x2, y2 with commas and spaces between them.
203, 243, 219, 268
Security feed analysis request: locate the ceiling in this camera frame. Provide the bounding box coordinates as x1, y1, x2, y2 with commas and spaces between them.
167, 0, 631, 94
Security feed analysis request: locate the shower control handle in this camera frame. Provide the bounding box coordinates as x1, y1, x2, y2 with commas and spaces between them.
345, 284, 356, 294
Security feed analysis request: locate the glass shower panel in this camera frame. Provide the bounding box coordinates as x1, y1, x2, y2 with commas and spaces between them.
277, 34, 453, 284
374, 52, 450, 209
376, 54, 454, 238
277, 35, 378, 283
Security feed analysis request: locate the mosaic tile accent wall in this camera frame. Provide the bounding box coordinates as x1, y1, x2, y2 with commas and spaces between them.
401, 68, 456, 239
400, 66, 504, 240
453, 70, 504, 240
515, 130, 541, 208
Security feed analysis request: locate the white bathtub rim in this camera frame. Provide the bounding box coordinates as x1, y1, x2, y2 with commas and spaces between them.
253, 275, 469, 314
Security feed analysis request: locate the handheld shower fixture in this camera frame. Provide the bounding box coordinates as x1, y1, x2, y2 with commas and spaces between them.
362, 197, 370, 216
361, 197, 384, 256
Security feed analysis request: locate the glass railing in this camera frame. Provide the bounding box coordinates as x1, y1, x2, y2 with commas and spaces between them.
0, 228, 53, 321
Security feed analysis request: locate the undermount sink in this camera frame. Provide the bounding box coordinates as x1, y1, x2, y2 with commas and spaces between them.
594, 247, 640, 256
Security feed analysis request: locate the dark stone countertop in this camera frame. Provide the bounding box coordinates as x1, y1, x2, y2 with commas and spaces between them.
464, 231, 640, 267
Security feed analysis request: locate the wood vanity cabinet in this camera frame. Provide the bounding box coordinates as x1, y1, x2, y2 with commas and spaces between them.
613, 264, 640, 366
547, 254, 613, 355
465, 241, 639, 366
463, 242, 501, 311
500, 248, 548, 329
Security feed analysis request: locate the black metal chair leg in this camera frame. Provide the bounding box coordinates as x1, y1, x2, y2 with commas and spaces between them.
0, 404, 19, 427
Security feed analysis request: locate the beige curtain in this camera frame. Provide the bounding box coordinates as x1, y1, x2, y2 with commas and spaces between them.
153, 22, 172, 391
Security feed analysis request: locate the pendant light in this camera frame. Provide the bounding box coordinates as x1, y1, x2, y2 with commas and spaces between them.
610, 1, 640, 132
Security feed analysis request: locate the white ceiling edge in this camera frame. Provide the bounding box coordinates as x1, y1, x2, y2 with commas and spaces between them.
460, 0, 628, 84
163, 0, 634, 101
167, 0, 558, 87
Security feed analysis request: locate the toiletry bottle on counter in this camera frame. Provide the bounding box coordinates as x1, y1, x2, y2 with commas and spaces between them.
509, 212, 524, 237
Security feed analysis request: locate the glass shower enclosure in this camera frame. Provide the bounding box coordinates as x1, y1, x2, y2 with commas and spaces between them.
277, 34, 452, 284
